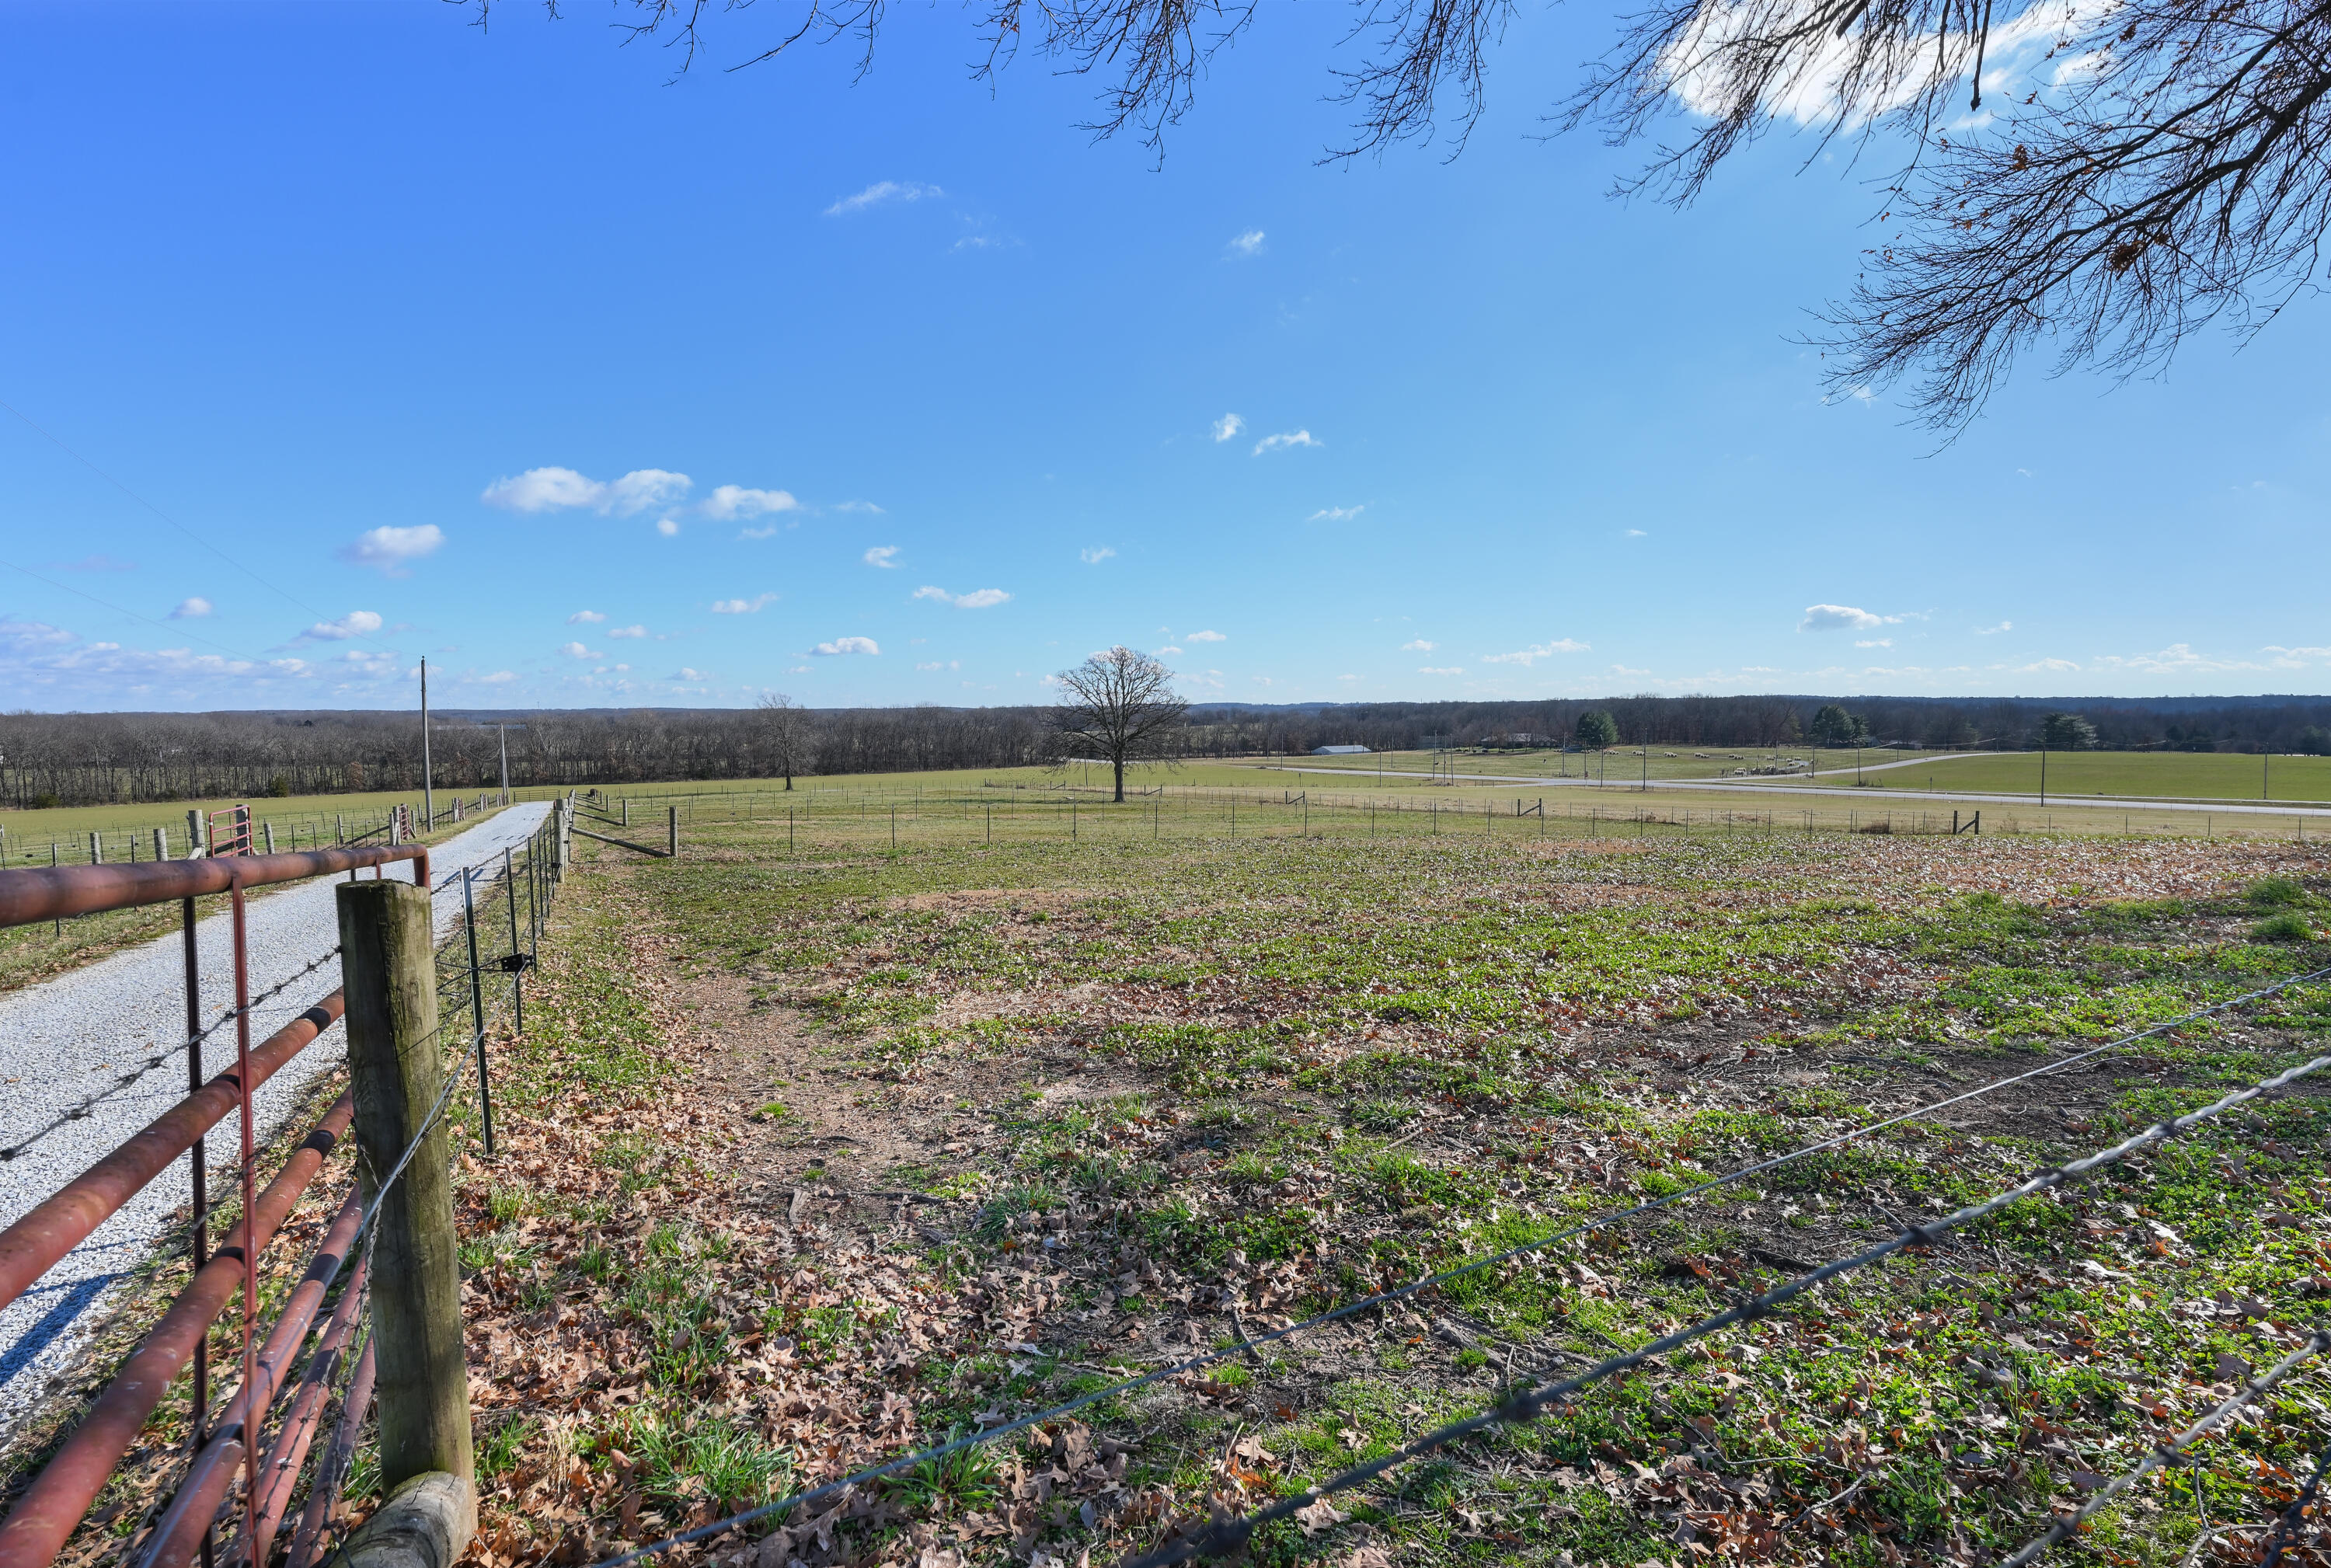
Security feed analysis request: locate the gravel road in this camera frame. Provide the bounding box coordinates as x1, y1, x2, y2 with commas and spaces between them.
0, 802, 552, 1437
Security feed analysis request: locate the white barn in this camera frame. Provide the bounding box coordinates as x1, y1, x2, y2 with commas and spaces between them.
1312, 744, 1371, 754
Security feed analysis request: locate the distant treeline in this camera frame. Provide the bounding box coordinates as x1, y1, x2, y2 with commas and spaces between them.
3, 693, 2329, 808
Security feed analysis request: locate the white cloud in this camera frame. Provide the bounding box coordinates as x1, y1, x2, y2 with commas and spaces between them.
169, 597, 213, 620
710, 594, 779, 615
1158, 644, 1183, 655
835, 500, 885, 514
1308, 505, 1364, 522
608, 625, 646, 639
656, 517, 681, 537
864, 545, 901, 569
1974, 620, 2013, 635
474, 669, 516, 684
480, 466, 692, 516
824, 180, 943, 215
1418, 666, 1465, 675
1482, 639, 1590, 667
1080, 546, 1116, 564
588, 469, 688, 514
1226, 230, 1265, 257
912, 585, 1012, 608
1186, 629, 1226, 642
336, 647, 400, 678
703, 485, 800, 520
558, 641, 594, 659
1800, 604, 1892, 632
2016, 657, 2083, 673
1624, 528, 1649, 538
340, 524, 444, 576
1855, 638, 1893, 649
1401, 639, 1437, 652
568, 610, 607, 624
301, 610, 384, 642
1253, 430, 1319, 455
810, 636, 880, 656
915, 659, 962, 671
670, 667, 705, 681
1211, 413, 1245, 443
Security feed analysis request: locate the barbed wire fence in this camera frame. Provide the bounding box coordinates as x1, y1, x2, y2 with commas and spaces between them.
577, 967, 2331, 1568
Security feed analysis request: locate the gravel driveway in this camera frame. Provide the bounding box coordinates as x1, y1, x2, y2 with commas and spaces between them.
0, 802, 552, 1437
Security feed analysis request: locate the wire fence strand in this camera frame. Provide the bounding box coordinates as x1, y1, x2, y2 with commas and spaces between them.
579, 971, 2331, 1568
1114, 1045, 2331, 1568
1999, 1332, 2331, 1568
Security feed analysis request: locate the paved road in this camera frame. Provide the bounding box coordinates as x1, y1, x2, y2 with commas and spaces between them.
0, 803, 550, 1434
1244, 764, 2331, 821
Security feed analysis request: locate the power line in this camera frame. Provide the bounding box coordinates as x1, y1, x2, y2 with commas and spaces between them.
0, 394, 388, 650
1, 556, 273, 667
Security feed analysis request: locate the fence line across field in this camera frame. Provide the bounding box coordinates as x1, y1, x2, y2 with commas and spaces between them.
562, 779, 2327, 846
585, 966, 2331, 1568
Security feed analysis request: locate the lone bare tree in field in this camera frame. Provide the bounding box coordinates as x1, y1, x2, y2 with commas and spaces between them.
503, 0, 2331, 427
755, 692, 817, 789
1051, 647, 1187, 803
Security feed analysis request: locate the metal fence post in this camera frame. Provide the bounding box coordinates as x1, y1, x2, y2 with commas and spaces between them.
335, 879, 475, 1498
459, 870, 497, 1159
503, 848, 524, 1037
667, 805, 678, 859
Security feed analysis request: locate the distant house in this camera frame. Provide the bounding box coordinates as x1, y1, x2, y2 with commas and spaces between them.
1312, 744, 1371, 755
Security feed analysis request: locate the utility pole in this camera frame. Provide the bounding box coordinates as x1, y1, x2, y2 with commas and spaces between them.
2040, 742, 2048, 806
420, 657, 434, 831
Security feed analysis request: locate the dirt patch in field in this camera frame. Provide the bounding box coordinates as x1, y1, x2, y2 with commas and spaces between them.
692, 973, 1144, 1238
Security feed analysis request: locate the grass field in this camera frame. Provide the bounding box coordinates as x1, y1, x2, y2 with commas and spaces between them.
256, 793, 2331, 1568
0, 784, 517, 869
1803, 748, 2331, 803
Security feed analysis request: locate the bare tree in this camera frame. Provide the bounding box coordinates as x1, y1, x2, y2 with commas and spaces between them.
1051, 647, 1188, 802
755, 692, 818, 790
498, 0, 2331, 427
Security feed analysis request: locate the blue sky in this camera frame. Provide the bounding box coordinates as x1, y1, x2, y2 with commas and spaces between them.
0, 0, 2323, 713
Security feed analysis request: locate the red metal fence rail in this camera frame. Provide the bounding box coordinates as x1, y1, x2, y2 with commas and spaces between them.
0, 838, 427, 1568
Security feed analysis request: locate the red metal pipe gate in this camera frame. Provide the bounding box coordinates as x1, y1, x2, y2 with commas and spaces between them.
0, 837, 428, 1568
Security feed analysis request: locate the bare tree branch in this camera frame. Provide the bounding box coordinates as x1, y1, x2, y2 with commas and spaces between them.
475, 0, 2331, 425
1050, 646, 1188, 801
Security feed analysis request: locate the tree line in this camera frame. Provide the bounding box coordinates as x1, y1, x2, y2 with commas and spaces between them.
5, 692, 2329, 808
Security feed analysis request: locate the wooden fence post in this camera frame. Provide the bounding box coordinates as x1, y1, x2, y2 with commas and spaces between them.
336, 879, 475, 1503
668, 805, 679, 859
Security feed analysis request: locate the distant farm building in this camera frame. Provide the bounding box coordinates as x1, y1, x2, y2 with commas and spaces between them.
1312, 744, 1371, 755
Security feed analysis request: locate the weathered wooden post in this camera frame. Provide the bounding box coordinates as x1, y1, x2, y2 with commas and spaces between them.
336, 879, 475, 1564
667, 805, 678, 859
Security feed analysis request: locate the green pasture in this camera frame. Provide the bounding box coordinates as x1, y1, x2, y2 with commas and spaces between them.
0, 784, 518, 869
1800, 747, 2331, 803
